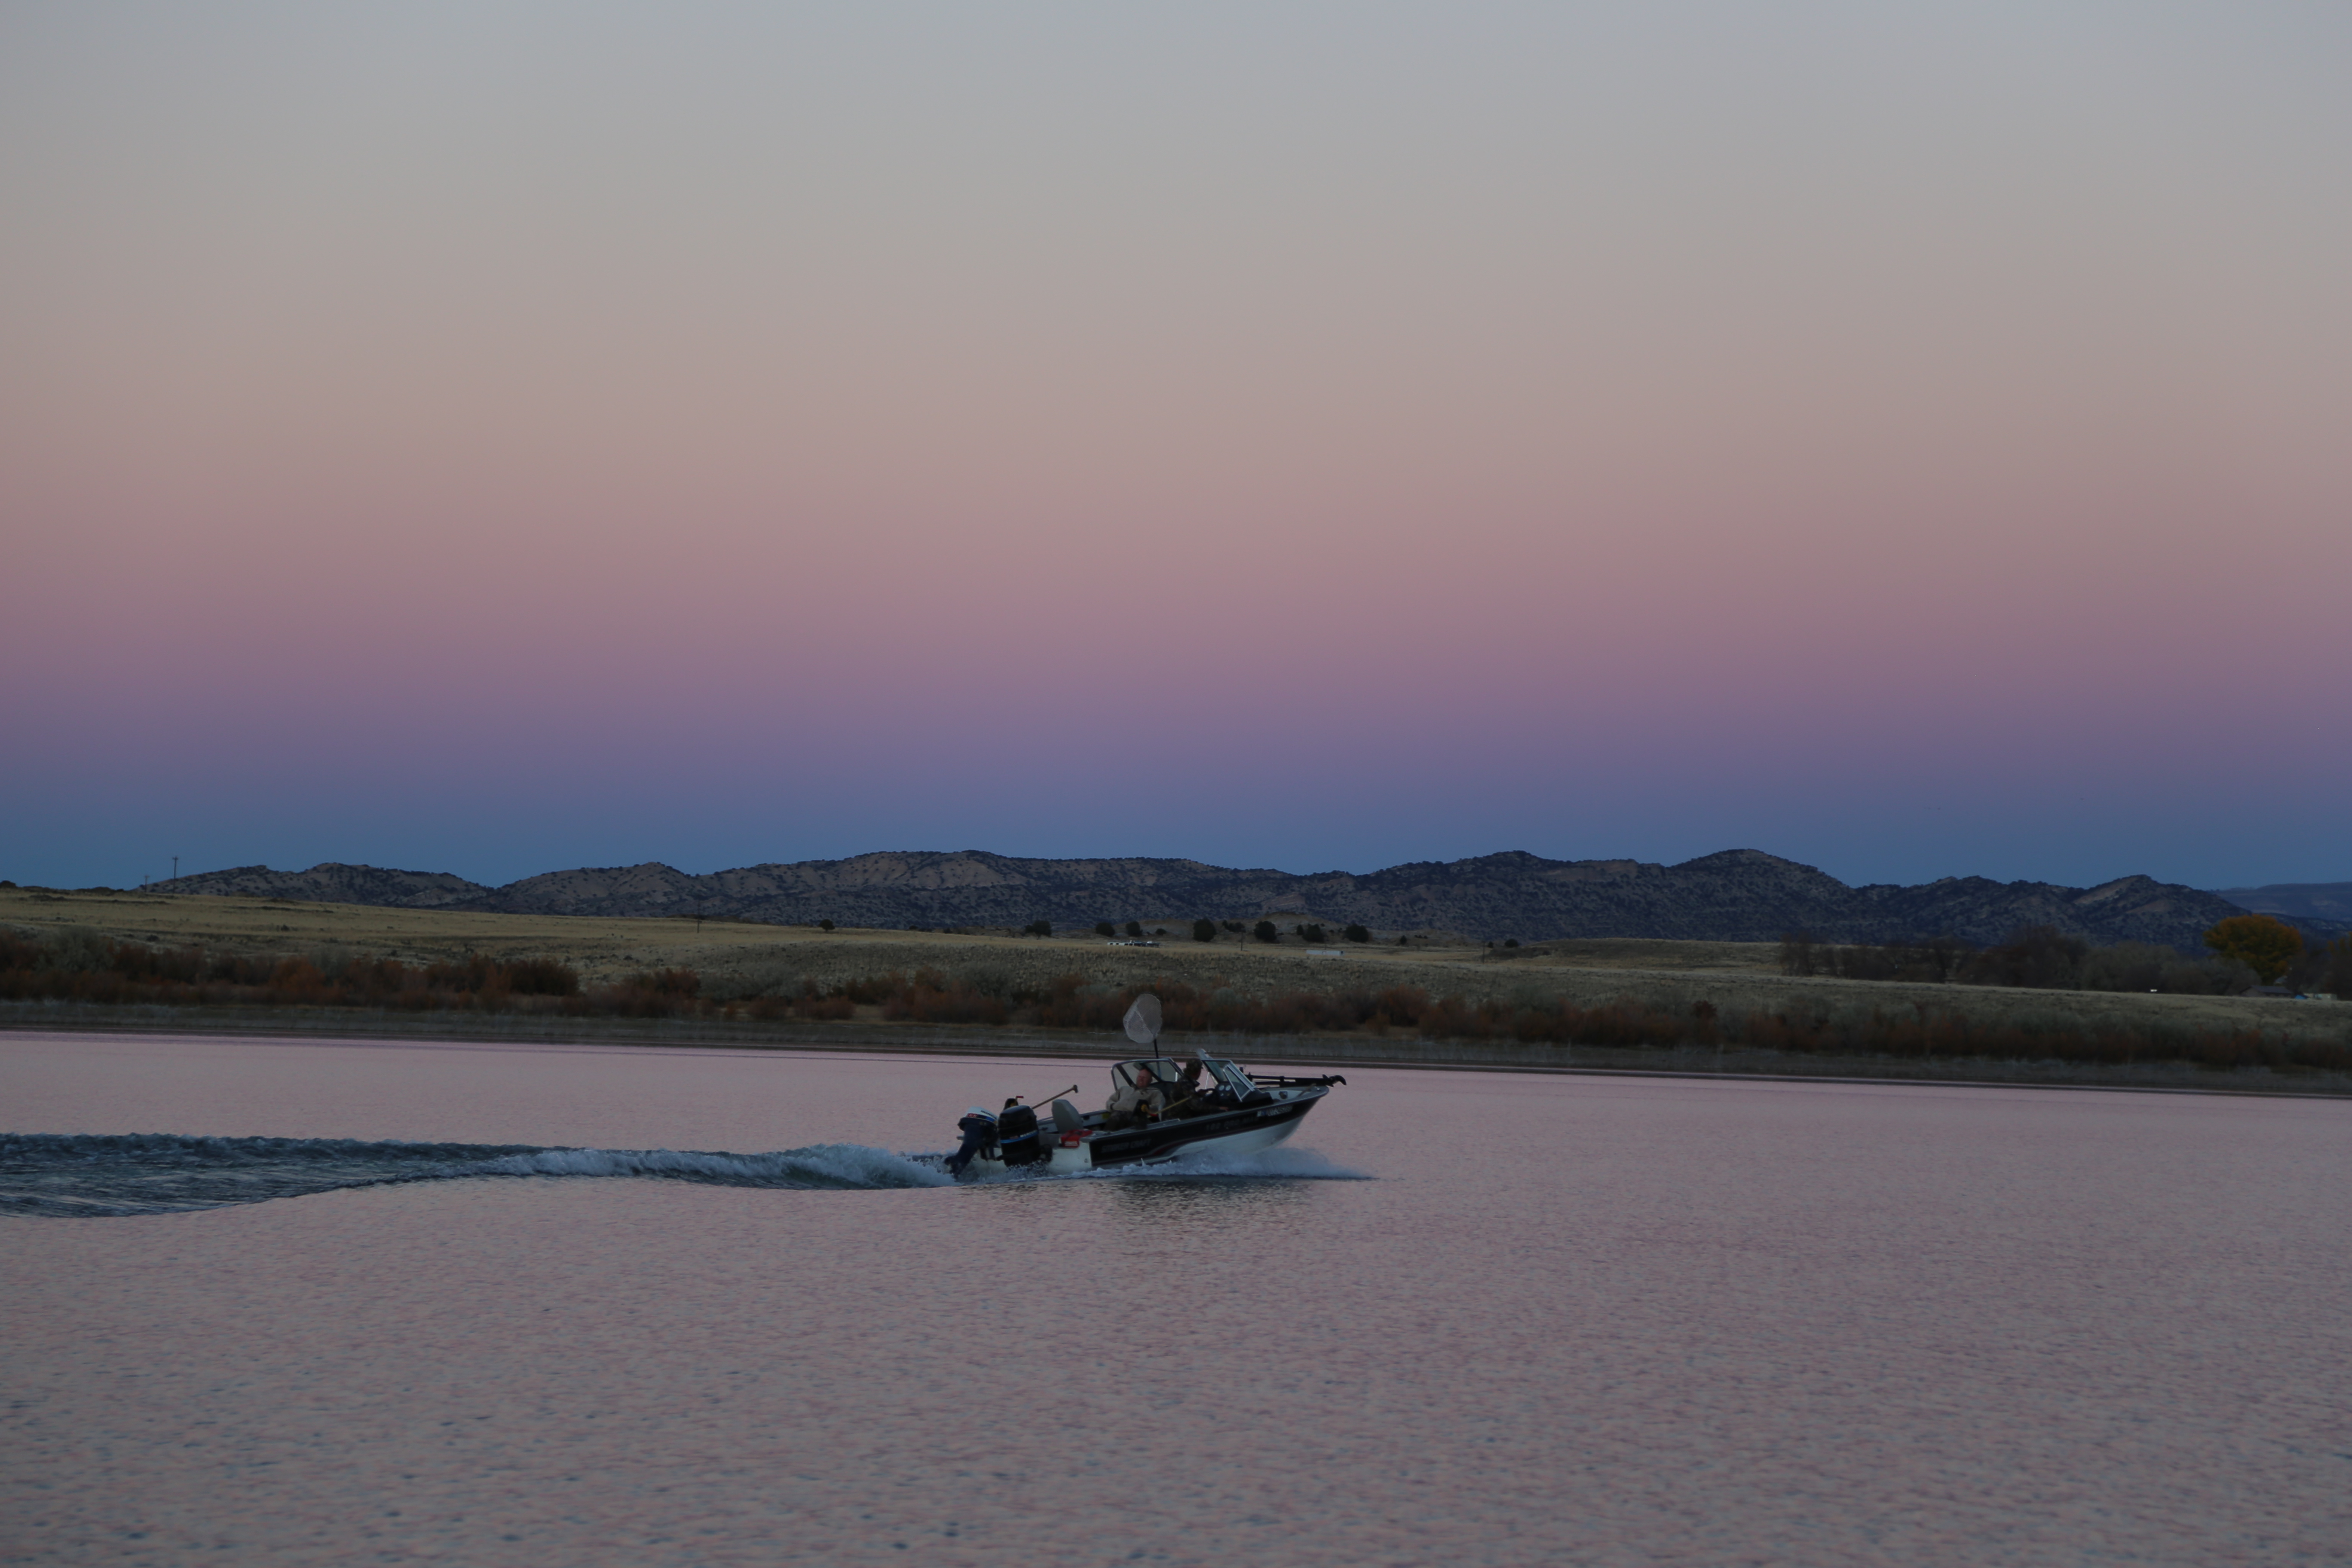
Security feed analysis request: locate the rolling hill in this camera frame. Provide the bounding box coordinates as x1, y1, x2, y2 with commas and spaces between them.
140, 849, 2275, 949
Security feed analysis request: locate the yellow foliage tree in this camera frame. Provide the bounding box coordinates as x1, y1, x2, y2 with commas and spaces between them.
2202, 913, 2303, 985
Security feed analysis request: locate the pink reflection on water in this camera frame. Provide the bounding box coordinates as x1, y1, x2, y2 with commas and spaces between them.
4, 1033, 2348, 1564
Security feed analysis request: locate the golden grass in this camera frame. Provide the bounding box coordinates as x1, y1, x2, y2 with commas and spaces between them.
5, 886, 2342, 1047
11, 886, 2351, 1093
0, 886, 1611, 997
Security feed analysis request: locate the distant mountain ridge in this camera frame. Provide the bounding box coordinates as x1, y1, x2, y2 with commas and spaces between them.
145, 863, 486, 909
144, 849, 2290, 949
2211, 882, 2352, 928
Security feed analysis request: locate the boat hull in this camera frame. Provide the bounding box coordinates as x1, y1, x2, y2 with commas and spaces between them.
1081, 1089, 1324, 1168
967, 1086, 1327, 1175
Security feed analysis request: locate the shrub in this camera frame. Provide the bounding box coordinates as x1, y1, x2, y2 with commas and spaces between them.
1504, 938, 1520, 949
1191, 918, 1217, 943
1344, 924, 1369, 943
1295, 923, 1328, 944
818, 919, 835, 932
1779, 932, 1819, 977
1222, 919, 1245, 933
1254, 921, 1279, 943
2321, 935, 2352, 997
1821, 938, 1975, 985
1966, 926, 2088, 989
1025, 919, 1052, 938
1094, 922, 1115, 937
2079, 943, 2244, 995
504, 958, 580, 996
880, 968, 1011, 1026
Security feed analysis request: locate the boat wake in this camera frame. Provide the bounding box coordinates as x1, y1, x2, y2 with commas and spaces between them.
1, 1132, 1367, 1217
0, 1132, 953, 1218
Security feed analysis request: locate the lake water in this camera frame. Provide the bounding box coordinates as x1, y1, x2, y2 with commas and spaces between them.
3, 1031, 2348, 1566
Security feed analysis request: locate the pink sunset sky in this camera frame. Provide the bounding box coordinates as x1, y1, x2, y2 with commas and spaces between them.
4, 3, 2347, 892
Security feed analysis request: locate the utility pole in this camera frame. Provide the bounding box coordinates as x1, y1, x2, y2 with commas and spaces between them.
171, 856, 179, 882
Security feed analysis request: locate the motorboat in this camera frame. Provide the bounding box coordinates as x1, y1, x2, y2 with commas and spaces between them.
944, 1050, 1344, 1177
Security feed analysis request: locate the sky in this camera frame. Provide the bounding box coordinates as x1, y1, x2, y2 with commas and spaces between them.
3, 1, 2347, 894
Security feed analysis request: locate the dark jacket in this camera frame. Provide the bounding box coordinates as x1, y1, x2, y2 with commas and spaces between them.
996, 1104, 1044, 1165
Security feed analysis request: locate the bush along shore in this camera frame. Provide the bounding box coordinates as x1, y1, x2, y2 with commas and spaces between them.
5, 927, 2350, 1085
1777, 919, 2352, 996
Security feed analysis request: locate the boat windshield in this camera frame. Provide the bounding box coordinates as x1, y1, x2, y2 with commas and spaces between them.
1114, 1059, 1190, 1090
1113, 1057, 1256, 1096
1195, 1056, 1258, 1098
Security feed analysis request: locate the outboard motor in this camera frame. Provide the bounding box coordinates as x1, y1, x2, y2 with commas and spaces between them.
996, 1102, 1046, 1166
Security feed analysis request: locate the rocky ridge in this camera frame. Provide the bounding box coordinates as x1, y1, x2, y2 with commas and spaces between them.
140, 862, 486, 909
146, 849, 2279, 949
2212, 882, 2352, 928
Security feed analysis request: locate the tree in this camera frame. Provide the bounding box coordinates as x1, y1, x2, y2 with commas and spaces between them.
2321, 934, 2352, 997
1253, 920, 1279, 943
1296, 923, 1328, 944
1025, 919, 1052, 938
1094, 922, 1116, 937
818, 919, 835, 932
2203, 913, 2303, 985
1191, 918, 1217, 943
1222, 919, 1245, 933
1923, 933, 1970, 983
1968, 925, 2087, 989
1124, 921, 1143, 938
1777, 931, 1817, 977
1343, 924, 1369, 943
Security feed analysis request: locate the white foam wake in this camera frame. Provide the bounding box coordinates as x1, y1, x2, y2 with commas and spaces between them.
469, 1142, 955, 1189
1, 1132, 1351, 1218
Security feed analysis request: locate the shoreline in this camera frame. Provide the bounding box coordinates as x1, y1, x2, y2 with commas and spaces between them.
7, 1003, 2349, 1101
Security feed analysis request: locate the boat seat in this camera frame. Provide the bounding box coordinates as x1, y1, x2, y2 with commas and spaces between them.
1050, 1099, 1084, 1133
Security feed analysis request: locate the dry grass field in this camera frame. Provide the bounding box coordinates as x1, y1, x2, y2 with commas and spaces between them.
5, 885, 2344, 1054
0, 885, 1522, 987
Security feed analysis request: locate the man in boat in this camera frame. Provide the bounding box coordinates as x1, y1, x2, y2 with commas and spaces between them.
1160, 1053, 1218, 1120
944, 1105, 998, 1175
1103, 1063, 1167, 1129
995, 1096, 1046, 1167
